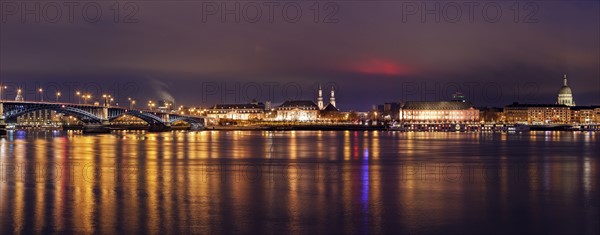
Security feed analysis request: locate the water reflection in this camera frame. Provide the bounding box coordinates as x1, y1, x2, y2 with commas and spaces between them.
0, 131, 598, 234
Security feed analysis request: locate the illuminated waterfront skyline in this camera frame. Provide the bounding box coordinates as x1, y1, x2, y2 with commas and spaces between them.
1, 1, 599, 234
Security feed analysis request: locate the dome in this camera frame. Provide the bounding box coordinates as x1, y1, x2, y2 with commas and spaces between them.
557, 75, 576, 106
558, 86, 572, 95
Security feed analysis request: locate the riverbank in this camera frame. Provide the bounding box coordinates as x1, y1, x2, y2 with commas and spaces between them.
205, 125, 387, 131
62, 125, 192, 131
6, 123, 600, 132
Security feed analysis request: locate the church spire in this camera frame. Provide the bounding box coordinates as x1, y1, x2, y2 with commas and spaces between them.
329, 86, 336, 108
317, 84, 324, 110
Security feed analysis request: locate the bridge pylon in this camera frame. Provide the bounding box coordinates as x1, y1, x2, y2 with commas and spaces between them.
0, 101, 4, 124
163, 114, 171, 127
0, 102, 6, 135
101, 107, 109, 122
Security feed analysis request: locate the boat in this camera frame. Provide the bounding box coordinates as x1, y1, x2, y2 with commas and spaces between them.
504, 124, 530, 132
82, 124, 111, 134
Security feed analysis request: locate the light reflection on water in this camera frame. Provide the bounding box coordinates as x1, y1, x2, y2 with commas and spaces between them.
0, 130, 598, 234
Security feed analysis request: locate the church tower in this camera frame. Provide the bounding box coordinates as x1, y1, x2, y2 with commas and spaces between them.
557, 74, 575, 106
317, 84, 324, 110
329, 86, 336, 108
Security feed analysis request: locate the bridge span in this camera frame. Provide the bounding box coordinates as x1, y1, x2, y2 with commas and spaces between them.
0, 101, 206, 132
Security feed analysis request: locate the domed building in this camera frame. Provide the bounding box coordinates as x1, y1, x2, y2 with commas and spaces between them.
557, 74, 576, 106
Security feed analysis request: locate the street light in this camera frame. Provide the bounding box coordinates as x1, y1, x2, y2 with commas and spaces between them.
38, 88, 44, 102
56, 92, 61, 102
102, 94, 114, 106
84, 94, 91, 104
148, 100, 155, 111
102, 94, 108, 106
76, 91, 81, 104
128, 97, 136, 109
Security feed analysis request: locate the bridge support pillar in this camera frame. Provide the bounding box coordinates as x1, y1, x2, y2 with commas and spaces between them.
99, 107, 111, 126
0, 102, 6, 135
163, 114, 171, 127
0, 102, 4, 124
101, 107, 109, 120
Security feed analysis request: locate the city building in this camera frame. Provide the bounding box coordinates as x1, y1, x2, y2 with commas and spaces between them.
400, 101, 479, 123
320, 103, 340, 120
206, 102, 265, 120
275, 100, 320, 121
451, 92, 467, 102
478, 107, 504, 123
157, 100, 175, 112
385, 102, 402, 120
503, 103, 529, 124
371, 102, 402, 120
16, 110, 60, 126
569, 106, 600, 124
205, 86, 340, 122
557, 74, 576, 106
503, 103, 570, 124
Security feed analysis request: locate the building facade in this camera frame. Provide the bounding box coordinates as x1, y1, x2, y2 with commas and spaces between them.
275, 100, 320, 121
479, 107, 504, 123
16, 110, 60, 126
206, 102, 265, 120
206, 86, 340, 122
503, 103, 529, 124
320, 103, 341, 120
503, 103, 570, 124
569, 106, 600, 124
400, 101, 479, 123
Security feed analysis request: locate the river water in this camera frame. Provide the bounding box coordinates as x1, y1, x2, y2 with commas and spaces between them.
0, 130, 598, 234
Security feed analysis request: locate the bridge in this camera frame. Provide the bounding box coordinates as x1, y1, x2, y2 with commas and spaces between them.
0, 101, 206, 132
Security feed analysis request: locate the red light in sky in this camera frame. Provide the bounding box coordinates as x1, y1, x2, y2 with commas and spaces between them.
351, 58, 416, 76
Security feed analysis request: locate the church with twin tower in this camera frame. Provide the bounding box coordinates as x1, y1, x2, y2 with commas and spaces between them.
317, 84, 337, 110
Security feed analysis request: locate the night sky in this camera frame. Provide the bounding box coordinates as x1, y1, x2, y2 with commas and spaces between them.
1, 1, 599, 110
